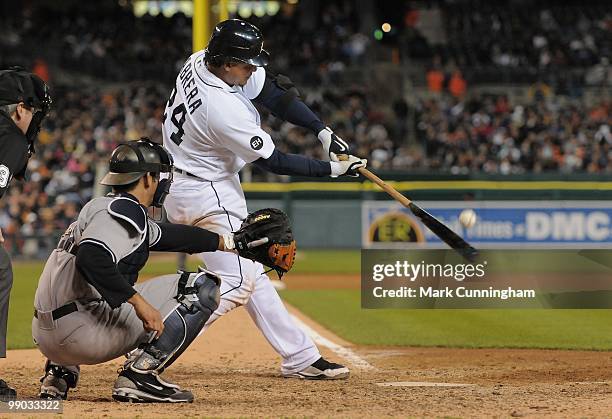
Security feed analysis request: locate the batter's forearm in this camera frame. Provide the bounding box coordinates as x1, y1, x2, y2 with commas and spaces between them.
254, 149, 331, 177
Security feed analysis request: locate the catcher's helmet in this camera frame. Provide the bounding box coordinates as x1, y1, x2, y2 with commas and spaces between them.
101, 138, 174, 207
205, 19, 269, 67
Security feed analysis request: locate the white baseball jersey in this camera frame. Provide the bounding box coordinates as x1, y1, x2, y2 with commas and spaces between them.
162, 52, 322, 375
162, 51, 275, 181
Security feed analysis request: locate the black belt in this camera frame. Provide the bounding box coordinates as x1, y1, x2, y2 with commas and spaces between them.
34, 302, 78, 321
174, 168, 201, 179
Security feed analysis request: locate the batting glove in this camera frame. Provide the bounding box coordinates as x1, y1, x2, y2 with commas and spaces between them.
330, 155, 367, 178
318, 127, 350, 162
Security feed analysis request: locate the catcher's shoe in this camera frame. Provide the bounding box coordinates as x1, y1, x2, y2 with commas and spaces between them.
39, 364, 78, 400
112, 368, 194, 403
39, 374, 68, 400
0, 379, 16, 401
283, 357, 350, 380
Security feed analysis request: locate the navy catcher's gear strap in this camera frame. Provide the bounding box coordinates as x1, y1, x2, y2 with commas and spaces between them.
42, 360, 79, 389
254, 148, 331, 177
108, 197, 147, 235
253, 73, 326, 134
128, 270, 220, 374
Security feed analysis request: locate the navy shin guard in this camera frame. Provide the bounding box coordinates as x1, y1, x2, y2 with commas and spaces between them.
130, 270, 220, 373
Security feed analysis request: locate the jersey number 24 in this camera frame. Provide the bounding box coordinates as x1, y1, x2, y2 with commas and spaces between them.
163, 87, 187, 146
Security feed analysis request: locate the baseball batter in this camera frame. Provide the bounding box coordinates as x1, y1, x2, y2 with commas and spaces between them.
162, 19, 367, 379
33, 139, 279, 402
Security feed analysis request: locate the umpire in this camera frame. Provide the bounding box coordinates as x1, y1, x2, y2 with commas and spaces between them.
0, 67, 51, 398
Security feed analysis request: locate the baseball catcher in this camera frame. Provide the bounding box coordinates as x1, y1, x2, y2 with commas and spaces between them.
33, 139, 293, 403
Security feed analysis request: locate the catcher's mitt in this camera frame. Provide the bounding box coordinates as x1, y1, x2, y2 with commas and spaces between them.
232, 208, 296, 277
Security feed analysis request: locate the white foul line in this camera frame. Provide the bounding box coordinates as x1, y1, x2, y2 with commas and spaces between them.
377, 381, 474, 387
290, 314, 376, 371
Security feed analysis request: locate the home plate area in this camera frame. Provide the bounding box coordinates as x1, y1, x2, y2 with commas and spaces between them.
3, 306, 611, 417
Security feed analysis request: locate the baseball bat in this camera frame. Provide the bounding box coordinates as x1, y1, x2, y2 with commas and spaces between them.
354, 164, 479, 261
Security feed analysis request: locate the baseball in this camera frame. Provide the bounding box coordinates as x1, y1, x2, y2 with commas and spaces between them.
459, 209, 477, 228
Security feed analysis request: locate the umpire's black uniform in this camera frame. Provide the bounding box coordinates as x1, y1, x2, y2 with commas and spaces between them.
0, 67, 51, 398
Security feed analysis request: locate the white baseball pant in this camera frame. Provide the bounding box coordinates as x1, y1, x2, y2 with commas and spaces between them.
164, 173, 320, 374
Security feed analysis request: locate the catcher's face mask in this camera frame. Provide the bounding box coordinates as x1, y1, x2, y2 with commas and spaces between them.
142, 140, 174, 208
25, 78, 52, 148
151, 150, 173, 208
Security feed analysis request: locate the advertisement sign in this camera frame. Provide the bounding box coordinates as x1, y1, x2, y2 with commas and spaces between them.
363, 201, 612, 248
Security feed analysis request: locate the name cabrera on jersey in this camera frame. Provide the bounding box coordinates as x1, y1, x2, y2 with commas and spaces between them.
162, 51, 275, 181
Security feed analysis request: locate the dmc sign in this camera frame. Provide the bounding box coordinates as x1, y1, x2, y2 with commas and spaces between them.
526, 212, 610, 241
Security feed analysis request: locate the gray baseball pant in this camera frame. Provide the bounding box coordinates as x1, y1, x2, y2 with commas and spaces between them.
33, 274, 181, 367
0, 247, 13, 358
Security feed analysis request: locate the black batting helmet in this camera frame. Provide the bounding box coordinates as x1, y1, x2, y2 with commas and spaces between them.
205, 19, 269, 67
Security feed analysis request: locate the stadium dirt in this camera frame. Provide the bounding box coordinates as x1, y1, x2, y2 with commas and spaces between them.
3, 274, 611, 417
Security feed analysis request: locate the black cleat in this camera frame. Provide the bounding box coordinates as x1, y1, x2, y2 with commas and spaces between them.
0, 379, 16, 401
112, 368, 194, 403
283, 357, 350, 380
39, 374, 68, 400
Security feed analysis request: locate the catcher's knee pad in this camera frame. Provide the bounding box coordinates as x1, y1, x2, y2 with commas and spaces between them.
181, 268, 221, 315
129, 270, 220, 374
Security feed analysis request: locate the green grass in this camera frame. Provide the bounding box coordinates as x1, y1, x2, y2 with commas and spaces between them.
280, 289, 612, 350
7, 250, 359, 350
9, 249, 612, 351
292, 249, 360, 274
7, 261, 43, 349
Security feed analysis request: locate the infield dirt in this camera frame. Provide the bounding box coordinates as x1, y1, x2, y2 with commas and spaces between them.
2, 274, 611, 417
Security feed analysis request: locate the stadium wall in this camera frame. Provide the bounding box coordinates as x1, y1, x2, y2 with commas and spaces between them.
245, 180, 612, 249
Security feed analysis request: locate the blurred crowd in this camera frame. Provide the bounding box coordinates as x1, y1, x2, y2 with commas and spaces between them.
1, 0, 611, 256
5, 79, 608, 255
0, 84, 167, 257
3, 1, 610, 87
0, 4, 191, 83
415, 95, 611, 175
428, 0, 611, 86
0, 1, 367, 86
250, 1, 370, 86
